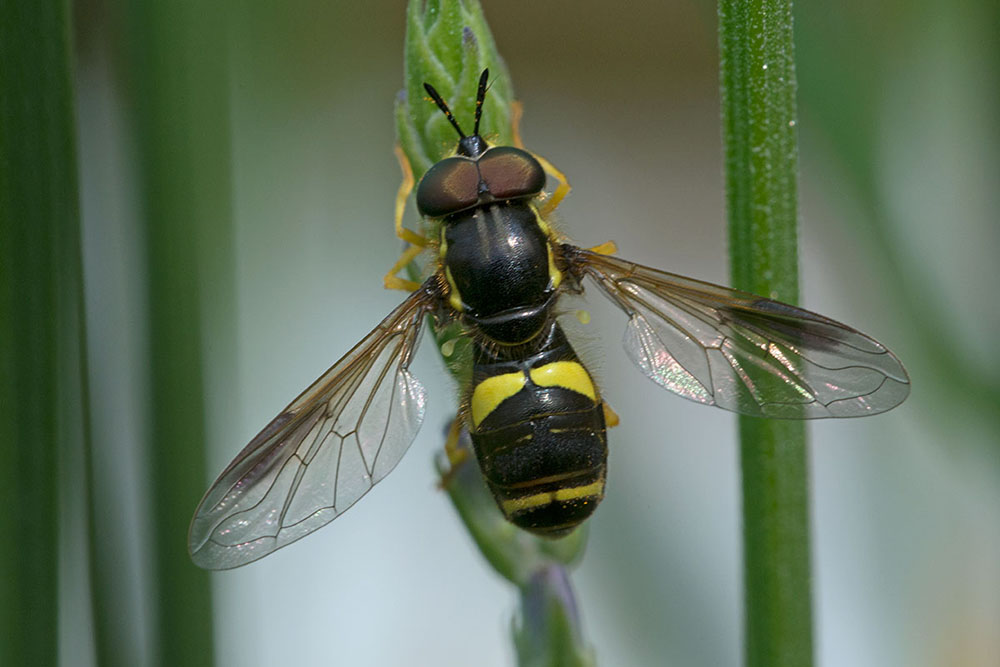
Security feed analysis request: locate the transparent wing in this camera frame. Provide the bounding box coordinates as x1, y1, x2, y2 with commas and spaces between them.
189, 286, 436, 570
573, 248, 910, 418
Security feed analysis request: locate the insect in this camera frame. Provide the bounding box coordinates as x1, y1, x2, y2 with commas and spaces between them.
189, 69, 909, 570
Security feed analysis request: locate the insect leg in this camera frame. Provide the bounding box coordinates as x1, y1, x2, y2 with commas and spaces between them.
384, 246, 425, 292
508, 100, 572, 219
602, 402, 621, 428
393, 145, 428, 247
510, 100, 526, 149
385, 145, 430, 292
437, 415, 471, 489
587, 240, 618, 255
536, 153, 571, 218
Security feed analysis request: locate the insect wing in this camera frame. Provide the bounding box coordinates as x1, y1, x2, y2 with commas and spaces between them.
576, 249, 910, 418
189, 288, 435, 569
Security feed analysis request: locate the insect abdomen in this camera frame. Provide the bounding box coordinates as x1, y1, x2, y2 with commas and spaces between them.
469, 324, 608, 536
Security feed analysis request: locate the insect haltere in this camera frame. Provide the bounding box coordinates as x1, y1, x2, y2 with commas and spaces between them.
189, 69, 909, 569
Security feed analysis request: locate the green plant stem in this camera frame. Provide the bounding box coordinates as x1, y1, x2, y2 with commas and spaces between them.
0, 2, 81, 666
719, 1, 813, 666
398, 2, 592, 664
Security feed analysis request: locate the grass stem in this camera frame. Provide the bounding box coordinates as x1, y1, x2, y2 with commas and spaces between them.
719, 1, 814, 664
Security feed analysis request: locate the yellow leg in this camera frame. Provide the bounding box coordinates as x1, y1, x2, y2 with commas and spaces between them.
384, 145, 431, 292
510, 100, 526, 149
509, 100, 571, 220
383, 244, 425, 292
602, 402, 621, 428
393, 145, 427, 247
438, 416, 470, 489
536, 153, 571, 219
587, 240, 618, 255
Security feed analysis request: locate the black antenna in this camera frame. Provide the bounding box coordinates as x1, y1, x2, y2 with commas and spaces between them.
422, 70, 491, 158
423, 82, 466, 139
472, 68, 489, 136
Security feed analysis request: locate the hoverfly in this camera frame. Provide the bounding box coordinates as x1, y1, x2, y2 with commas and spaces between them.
189, 69, 909, 570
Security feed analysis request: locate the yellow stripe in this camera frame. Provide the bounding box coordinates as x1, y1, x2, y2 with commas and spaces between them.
500, 479, 605, 514
439, 230, 449, 260
536, 213, 550, 236
529, 361, 596, 402
505, 468, 592, 490
547, 244, 562, 289
471, 371, 526, 427
444, 266, 463, 312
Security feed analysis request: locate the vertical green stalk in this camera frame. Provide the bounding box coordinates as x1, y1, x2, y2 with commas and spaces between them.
119, 1, 233, 664
719, 2, 813, 666
0, 2, 81, 666
398, 2, 592, 664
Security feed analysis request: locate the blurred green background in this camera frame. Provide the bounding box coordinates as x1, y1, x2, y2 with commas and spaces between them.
58, 0, 1000, 665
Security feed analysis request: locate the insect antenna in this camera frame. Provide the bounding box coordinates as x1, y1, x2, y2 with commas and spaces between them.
423, 81, 466, 139
472, 68, 489, 136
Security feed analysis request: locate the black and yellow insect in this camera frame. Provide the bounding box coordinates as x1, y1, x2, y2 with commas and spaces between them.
189, 70, 909, 569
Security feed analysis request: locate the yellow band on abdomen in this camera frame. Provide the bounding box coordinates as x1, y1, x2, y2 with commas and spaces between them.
500, 479, 605, 515
529, 361, 596, 402
471, 371, 526, 428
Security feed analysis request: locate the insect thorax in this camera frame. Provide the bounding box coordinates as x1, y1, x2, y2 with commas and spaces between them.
441, 201, 560, 344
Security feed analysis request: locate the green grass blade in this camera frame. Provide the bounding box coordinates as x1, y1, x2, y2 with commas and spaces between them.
0, 2, 82, 665
116, 1, 235, 663
719, 1, 814, 665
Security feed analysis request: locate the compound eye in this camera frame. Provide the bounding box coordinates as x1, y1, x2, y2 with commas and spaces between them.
477, 147, 545, 200
416, 157, 480, 217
